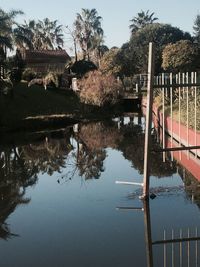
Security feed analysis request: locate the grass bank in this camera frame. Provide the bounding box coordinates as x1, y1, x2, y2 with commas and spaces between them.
0, 82, 121, 132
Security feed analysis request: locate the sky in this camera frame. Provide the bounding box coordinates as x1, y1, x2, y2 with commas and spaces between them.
1, 0, 200, 53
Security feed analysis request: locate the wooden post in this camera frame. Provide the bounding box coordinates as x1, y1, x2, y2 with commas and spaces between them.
142, 42, 155, 199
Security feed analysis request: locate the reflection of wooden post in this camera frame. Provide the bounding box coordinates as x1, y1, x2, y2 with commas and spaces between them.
143, 200, 154, 267
142, 42, 155, 199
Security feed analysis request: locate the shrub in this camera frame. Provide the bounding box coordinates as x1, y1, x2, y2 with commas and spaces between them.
45, 72, 59, 88
71, 60, 97, 77
78, 70, 123, 106
22, 68, 37, 81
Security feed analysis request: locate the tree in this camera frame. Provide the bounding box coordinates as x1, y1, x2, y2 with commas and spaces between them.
193, 14, 200, 46
129, 10, 158, 34
66, 25, 78, 61
37, 18, 64, 49
100, 47, 122, 76
74, 8, 104, 60
129, 23, 192, 73
0, 8, 23, 52
162, 40, 199, 72
14, 18, 64, 50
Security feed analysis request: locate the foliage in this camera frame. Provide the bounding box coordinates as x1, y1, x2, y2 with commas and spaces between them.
79, 70, 122, 106
73, 8, 104, 60
193, 14, 200, 46
129, 10, 158, 34
0, 8, 23, 52
117, 42, 138, 76
100, 47, 121, 76
14, 18, 64, 50
129, 23, 192, 73
22, 68, 37, 81
71, 59, 97, 77
162, 40, 199, 72
44, 72, 59, 88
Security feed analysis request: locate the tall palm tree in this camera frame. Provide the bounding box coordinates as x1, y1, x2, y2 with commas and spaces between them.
37, 18, 64, 49
14, 18, 64, 50
74, 8, 104, 60
14, 20, 35, 50
129, 10, 158, 34
0, 8, 23, 51
0, 8, 23, 77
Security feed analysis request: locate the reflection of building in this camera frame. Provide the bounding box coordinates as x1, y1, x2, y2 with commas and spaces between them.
21, 50, 71, 74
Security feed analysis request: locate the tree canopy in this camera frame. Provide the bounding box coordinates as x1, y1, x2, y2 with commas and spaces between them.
193, 14, 200, 46
162, 40, 199, 72
128, 23, 192, 73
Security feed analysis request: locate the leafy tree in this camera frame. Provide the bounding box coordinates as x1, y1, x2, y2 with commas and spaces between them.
129, 10, 158, 34
162, 40, 199, 72
74, 8, 104, 60
129, 23, 192, 73
193, 14, 200, 46
100, 47, 122, 76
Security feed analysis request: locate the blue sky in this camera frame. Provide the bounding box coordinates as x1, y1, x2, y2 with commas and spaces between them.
1, 0, 199, 52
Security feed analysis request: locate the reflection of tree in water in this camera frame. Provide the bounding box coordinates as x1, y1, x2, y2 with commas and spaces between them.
0, 148, 33, 239
20, 135, 73, 176
74, 121, 122, 179
60, 121, 123, 181
178, 166, 200, 208
0, 130, 73, 239
117, 123, 176, 177
63, 120, 176, 181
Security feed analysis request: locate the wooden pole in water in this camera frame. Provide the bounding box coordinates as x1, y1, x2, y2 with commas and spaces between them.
142, 42, 155, 199
143, 200, 154, 267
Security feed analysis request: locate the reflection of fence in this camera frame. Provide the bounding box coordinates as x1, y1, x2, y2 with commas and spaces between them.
153, 228, 199, 267
117, 199, 200, 267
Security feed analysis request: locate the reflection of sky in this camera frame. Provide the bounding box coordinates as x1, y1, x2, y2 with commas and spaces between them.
1, 143, 200, 267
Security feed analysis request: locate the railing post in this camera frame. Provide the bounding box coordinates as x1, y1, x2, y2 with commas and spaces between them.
142, 42, 155, 199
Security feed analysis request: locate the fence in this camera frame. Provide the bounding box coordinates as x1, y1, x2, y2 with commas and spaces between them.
153, 72, 200, 162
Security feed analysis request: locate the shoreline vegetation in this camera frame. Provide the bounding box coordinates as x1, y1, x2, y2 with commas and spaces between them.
0, 82, 123, 133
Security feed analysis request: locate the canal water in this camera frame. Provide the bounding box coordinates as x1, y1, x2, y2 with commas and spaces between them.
0, 114, 200, 267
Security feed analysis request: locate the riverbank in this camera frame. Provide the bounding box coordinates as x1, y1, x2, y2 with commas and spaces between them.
0, 82, 122, 132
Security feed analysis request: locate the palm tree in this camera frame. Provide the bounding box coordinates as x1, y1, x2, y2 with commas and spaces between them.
0, 8, 23, 77
14, 20, 35, 50
37, 18, 64, 49
0, 8, 23, 51
74, 8, 104, 60
14, 18, 64, 50
129, 10, 158, 34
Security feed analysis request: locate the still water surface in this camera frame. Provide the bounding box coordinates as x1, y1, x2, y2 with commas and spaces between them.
0, 115, 200, 267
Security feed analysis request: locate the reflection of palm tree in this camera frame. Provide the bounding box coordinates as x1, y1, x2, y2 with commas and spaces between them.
75, 145, 106, 179
21, 136, 73, 175
0, 148, 33, 239
71, 121, 123, 180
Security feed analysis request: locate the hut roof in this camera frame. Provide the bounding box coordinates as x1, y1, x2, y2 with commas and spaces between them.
22, 49, 71, 64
